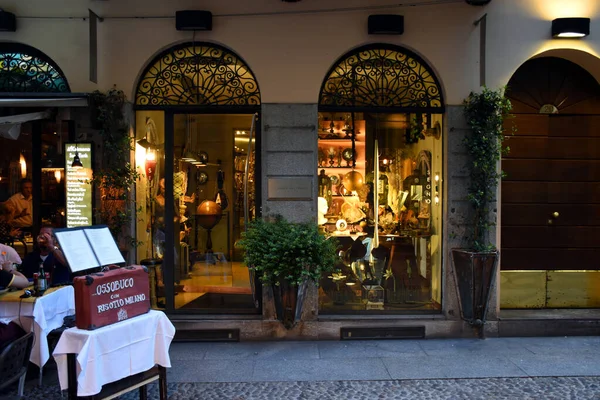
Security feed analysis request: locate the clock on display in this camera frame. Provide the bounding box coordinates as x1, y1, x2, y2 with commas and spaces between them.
198, 171, 208, 185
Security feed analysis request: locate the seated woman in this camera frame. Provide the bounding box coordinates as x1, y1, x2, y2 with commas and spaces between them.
21, 225, 71, 285
0, 256, 29, 350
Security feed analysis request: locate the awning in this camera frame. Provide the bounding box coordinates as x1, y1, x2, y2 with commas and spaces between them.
0, 97, 88, 107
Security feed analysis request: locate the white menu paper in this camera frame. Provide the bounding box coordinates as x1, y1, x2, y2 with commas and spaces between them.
54, 225, 126, 273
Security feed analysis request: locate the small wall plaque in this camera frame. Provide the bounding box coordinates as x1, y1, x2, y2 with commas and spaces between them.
268, 177, 312, 200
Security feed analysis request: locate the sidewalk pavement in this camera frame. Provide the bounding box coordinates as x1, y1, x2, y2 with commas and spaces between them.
9, 336, 600, 399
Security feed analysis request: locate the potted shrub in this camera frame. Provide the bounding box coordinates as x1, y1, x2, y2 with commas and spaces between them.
239, 215, 338, 329
452, 87, 512, 333
88, 88, 141, 257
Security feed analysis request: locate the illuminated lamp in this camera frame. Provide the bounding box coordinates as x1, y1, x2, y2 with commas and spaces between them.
552, 18, 590, 38
71, 148, 83, 168
145, 149, 157, 183
19, 152, 26, 178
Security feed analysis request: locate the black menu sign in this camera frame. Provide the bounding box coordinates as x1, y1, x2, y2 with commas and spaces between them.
65, 143, 93, 227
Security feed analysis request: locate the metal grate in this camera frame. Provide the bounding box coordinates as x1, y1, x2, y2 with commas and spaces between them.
341, 326, 425, 340
174, 329, 240, 342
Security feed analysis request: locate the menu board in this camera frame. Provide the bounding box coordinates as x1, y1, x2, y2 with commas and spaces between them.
65, 143, 93, 228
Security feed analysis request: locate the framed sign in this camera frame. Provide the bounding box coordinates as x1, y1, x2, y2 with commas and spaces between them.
65, 143, 93, 227
267, 177, 312, 200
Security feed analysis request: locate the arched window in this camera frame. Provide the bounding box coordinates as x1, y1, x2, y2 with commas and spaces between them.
0, 43, 70, 93
319, 44, 443, 112
135, 42, 260, 107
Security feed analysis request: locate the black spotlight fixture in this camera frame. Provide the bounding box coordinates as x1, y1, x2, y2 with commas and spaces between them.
0, 9, 16, 32
552, 17, 590, 38
368, 15, 404, 35
175, 10, 212, 31
465, 0, 492, 5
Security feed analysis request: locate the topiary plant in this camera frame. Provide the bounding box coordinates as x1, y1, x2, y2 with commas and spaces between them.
462, 86, 513, 252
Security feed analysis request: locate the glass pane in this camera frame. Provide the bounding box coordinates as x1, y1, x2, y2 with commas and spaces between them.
318, 112, 443, 314
170, 114, 257, 313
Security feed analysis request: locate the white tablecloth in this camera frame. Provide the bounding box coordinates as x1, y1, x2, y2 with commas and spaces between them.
53, 310, 175, 397
0, 286, 75, 367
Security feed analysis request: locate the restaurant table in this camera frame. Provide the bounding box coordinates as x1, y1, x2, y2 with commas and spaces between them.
0, 285, 75, 368
53, 310, 174, 398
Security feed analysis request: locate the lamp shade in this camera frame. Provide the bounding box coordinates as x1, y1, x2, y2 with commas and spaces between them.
552, 18, 590, 38
71, 153, 83, 168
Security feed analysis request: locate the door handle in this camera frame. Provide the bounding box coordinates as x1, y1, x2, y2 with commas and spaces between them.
547, 211, 559, 225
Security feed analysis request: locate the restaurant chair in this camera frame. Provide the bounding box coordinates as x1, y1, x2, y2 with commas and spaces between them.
0, 332, 34, 398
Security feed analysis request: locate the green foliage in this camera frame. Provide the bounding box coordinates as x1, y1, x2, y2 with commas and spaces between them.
239, 215, 339, 287
88, 88, 141, 249
406, 115, 425, 144
462, 87, 513, 252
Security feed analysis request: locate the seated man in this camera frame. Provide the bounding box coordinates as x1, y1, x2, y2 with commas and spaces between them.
0, 258, 29, 350
21, 225, 71, 285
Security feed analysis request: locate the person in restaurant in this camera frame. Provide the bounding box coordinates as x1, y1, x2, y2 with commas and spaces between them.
6, 179, 33, 234
21, 225, 71, 285
0, 252, 29, 350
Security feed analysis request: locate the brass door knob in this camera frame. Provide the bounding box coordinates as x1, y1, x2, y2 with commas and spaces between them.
552, 211, 560, 218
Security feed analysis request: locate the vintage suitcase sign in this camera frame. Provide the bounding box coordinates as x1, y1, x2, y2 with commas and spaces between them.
74, 265, 150, 330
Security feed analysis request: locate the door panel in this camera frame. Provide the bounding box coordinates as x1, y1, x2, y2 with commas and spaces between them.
502, 115, 600, 273
502, 227, 600, 248
502, 248, 600, 270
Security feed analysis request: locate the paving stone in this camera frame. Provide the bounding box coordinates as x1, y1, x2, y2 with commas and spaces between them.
5, 377, 600, 399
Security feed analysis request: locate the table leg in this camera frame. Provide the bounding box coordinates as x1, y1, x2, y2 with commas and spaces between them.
158, 366, 167, 400
67, 353, 78, 400
139, 385, 148, 400
148, 266, 157, 309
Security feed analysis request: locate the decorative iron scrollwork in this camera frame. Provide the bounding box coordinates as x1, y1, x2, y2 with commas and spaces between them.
0, 43, 70, 93
136, 42, 261, 107
319, 45, 443, 112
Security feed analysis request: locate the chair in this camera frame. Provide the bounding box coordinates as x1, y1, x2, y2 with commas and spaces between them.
0, 332, 34, 398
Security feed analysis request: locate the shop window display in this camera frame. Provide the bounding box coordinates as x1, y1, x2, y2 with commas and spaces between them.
318, 112, 443, 313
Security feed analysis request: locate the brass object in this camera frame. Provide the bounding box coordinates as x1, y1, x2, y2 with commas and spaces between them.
342, 170, 364, 192
499, 271, 546, 309
552, 211, 559, 218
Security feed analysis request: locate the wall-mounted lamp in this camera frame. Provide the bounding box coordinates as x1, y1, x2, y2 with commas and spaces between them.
176, 10, 212, 31
368, 15, 404, 35
552, 17, 590, 38
0, 10, 16, 32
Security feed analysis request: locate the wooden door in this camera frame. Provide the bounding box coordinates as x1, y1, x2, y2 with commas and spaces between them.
501, 114, 600, 271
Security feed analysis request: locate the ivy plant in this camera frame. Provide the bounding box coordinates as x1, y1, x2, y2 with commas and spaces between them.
238, 215, 339, 287
89, 88, 142, 250
462, 87, 513, 252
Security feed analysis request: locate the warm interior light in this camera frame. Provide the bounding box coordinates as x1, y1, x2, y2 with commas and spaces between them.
435, 174, 440, 182
145, 149, 157, 183
19, 152, 26, 178
434, 195, 440, 205
54, 170, 62, 183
